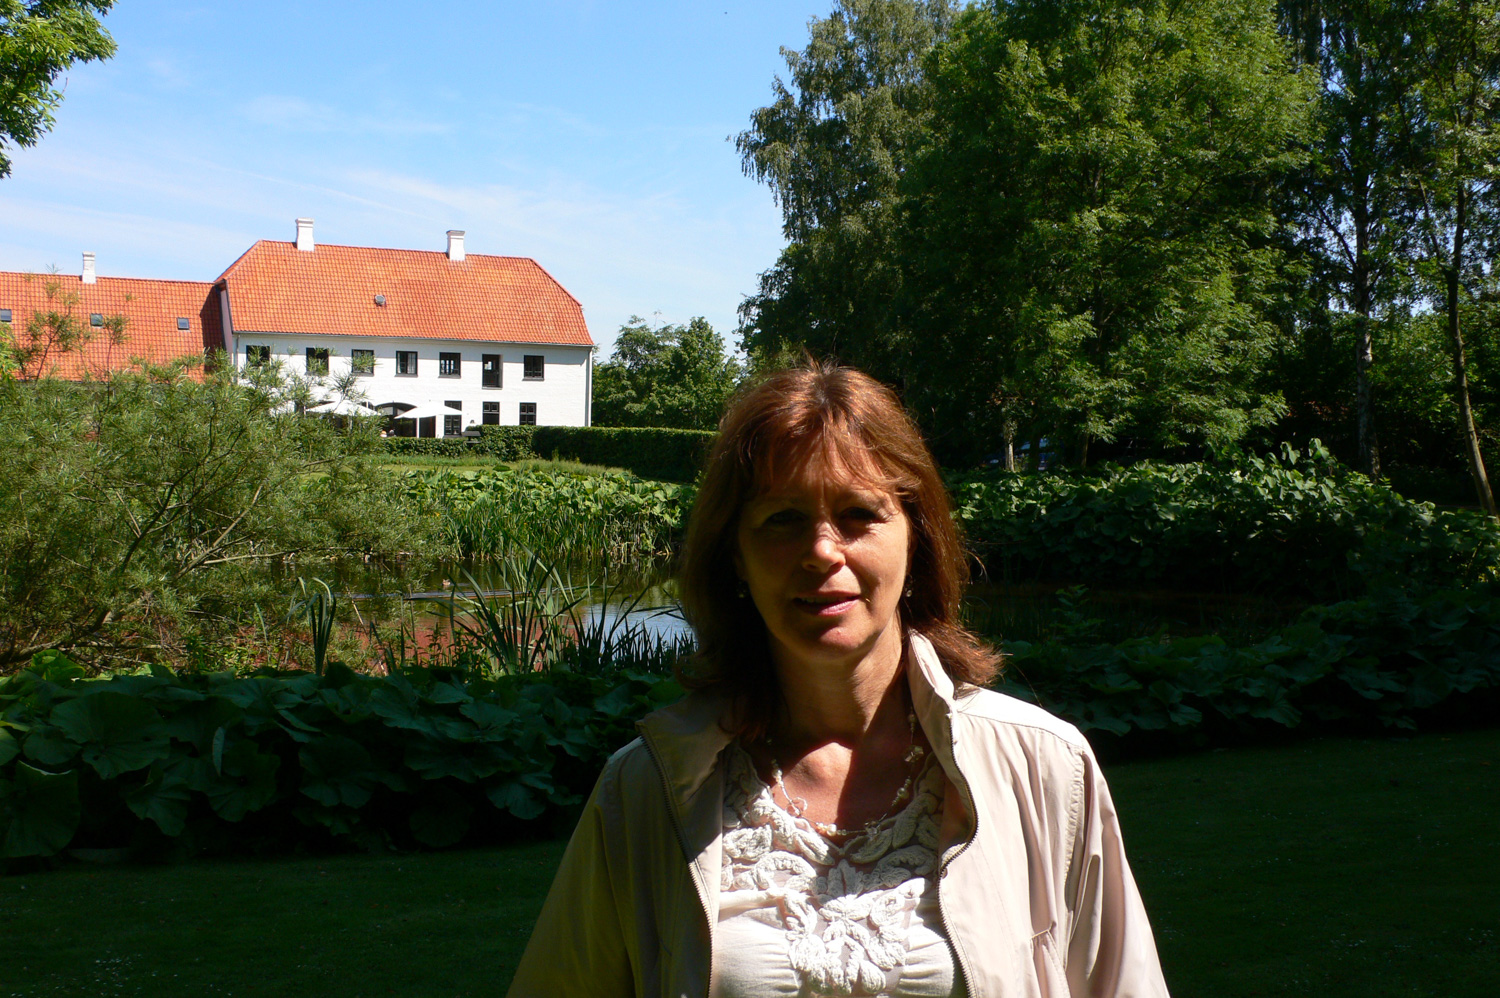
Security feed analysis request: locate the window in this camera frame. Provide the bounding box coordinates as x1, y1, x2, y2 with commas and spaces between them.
443, 414, 462, 436
439, 352, 461, 377
396, 351, 418, 376
245, 344, 270, 367
482, 353, 502, 388
445, 400, 462, 411
90, 313, 104, 327
176, 317, 190, 331
523, 355, 544, 380
0, 309, 11, 323
482, 401, 500, 426
305, 347, 329, 376
351, 349, 375, 376
519, 402, 537, 426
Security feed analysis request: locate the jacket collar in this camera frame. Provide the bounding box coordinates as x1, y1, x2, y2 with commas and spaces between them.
636, 632, 964, 815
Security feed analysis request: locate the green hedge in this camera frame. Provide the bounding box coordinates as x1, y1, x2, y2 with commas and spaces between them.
382, 427, 536, 461
380, 426, 712, 481
951, 443, 1500, 602
0, 653, 682, 860
532, 427, 714, 482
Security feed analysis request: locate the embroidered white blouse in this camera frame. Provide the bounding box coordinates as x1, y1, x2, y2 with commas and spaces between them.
712, 743, 964, 998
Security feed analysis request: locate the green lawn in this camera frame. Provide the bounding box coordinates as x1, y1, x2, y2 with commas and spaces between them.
3, 727, 1496, 997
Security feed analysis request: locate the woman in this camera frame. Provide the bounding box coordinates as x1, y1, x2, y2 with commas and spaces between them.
508, 363, 1169, 997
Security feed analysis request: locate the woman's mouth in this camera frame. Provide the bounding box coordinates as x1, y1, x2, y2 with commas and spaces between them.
793, 594, 859, 615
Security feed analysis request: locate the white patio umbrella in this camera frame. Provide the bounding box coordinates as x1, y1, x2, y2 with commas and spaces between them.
307, 398, 378, 417
386, 402, 459, 422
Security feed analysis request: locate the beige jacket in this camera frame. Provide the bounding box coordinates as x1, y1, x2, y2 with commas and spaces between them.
507, 634, 1170, 997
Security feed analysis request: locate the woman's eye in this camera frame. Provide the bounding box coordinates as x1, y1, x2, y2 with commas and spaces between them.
765, 509, 803, 526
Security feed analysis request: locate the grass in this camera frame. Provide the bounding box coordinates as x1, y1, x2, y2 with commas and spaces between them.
3, 728, 1495, 996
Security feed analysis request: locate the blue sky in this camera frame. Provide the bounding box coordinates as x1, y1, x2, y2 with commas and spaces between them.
0, 1, 829, 355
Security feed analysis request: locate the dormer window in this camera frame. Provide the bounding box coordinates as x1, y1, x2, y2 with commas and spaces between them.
177, 317, 190, 330
90, 313, 104, 327
0, 309, 11, 323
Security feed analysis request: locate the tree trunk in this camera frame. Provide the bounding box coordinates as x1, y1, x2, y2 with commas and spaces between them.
1352, 193, 1382, 479
1445, 186, 1498, 516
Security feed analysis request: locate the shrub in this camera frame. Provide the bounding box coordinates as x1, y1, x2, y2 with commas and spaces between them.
381, 437, 474, 458
0, 368, 427, 672
401, 468, 696, 567
378, 426, 711, 481
0, 652, 685, 860
999, 584, 1500, 753
532, 426, 715, 483
951, 443, 1500, 601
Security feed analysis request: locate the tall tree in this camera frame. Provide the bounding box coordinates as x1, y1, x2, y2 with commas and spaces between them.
592, 316, 742, 430
897, 0, 1318, 463
1280, 0, 1421, 478
1404, 0, 1500, 515
735, 0, 958, 372
0, 0, 116, 177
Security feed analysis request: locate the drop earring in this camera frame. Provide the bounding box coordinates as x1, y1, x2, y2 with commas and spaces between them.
736, 580, 750, 599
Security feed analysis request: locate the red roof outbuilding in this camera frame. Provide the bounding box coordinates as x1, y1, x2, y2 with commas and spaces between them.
0, 272, 220, 379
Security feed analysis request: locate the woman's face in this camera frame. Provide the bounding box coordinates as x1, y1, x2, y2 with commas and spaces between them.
734, 452, 911, 676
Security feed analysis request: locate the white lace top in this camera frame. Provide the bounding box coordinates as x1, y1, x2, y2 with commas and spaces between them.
713, 743, 964, 997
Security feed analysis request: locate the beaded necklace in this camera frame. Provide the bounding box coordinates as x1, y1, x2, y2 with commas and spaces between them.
767, 710, 927, 840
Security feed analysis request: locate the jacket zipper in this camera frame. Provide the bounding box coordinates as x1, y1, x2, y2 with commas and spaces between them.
640, 726, 717, 997
937, 711, 980, 997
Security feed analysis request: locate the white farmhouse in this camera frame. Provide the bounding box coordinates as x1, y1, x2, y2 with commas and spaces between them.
0, 220, 595, 435
215, 221, 593, 435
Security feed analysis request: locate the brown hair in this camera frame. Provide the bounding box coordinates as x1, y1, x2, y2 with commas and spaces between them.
678, 360, 1000, 736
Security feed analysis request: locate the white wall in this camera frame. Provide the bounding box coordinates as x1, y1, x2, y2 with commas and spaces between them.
234, 333, 592, 432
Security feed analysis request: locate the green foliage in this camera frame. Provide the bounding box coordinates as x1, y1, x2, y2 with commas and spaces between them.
400, 467, 696, 568
0, 365, 430, 671
0, 0, 116, 178
951, 443, 1500, 600
737, 0, 959, 370
379, 425, 710, 481
592, 316, 742, 430
0, 651, 686, 858
380, 425, 537, 461
532, 425, 715, 483
1000, 584, 1500, 745
898, 0, 1316, 461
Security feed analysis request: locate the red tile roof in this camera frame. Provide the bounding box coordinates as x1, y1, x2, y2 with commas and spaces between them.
217, 241, 593, 347
0, 272, 220, 380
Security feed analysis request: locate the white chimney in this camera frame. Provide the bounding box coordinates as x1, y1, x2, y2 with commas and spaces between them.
446, 229, 465, 262
295, 217, 315, 252
82, 251, 97, 284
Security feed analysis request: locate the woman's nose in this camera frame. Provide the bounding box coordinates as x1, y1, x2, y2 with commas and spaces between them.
803, 520, 845, 570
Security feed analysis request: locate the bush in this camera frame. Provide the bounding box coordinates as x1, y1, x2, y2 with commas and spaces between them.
401, 468, 696, 567
379, 426, 711, 481
0, 652, 684, 860
532, 426, 715, 483
999, 585, 1500, 754
381, 427, 537, 461
381, 437, 474, 458
0, 368, 426, 672
951, 443, 1500, 601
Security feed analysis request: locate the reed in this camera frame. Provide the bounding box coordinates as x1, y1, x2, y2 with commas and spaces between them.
439, 543, 691, 678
